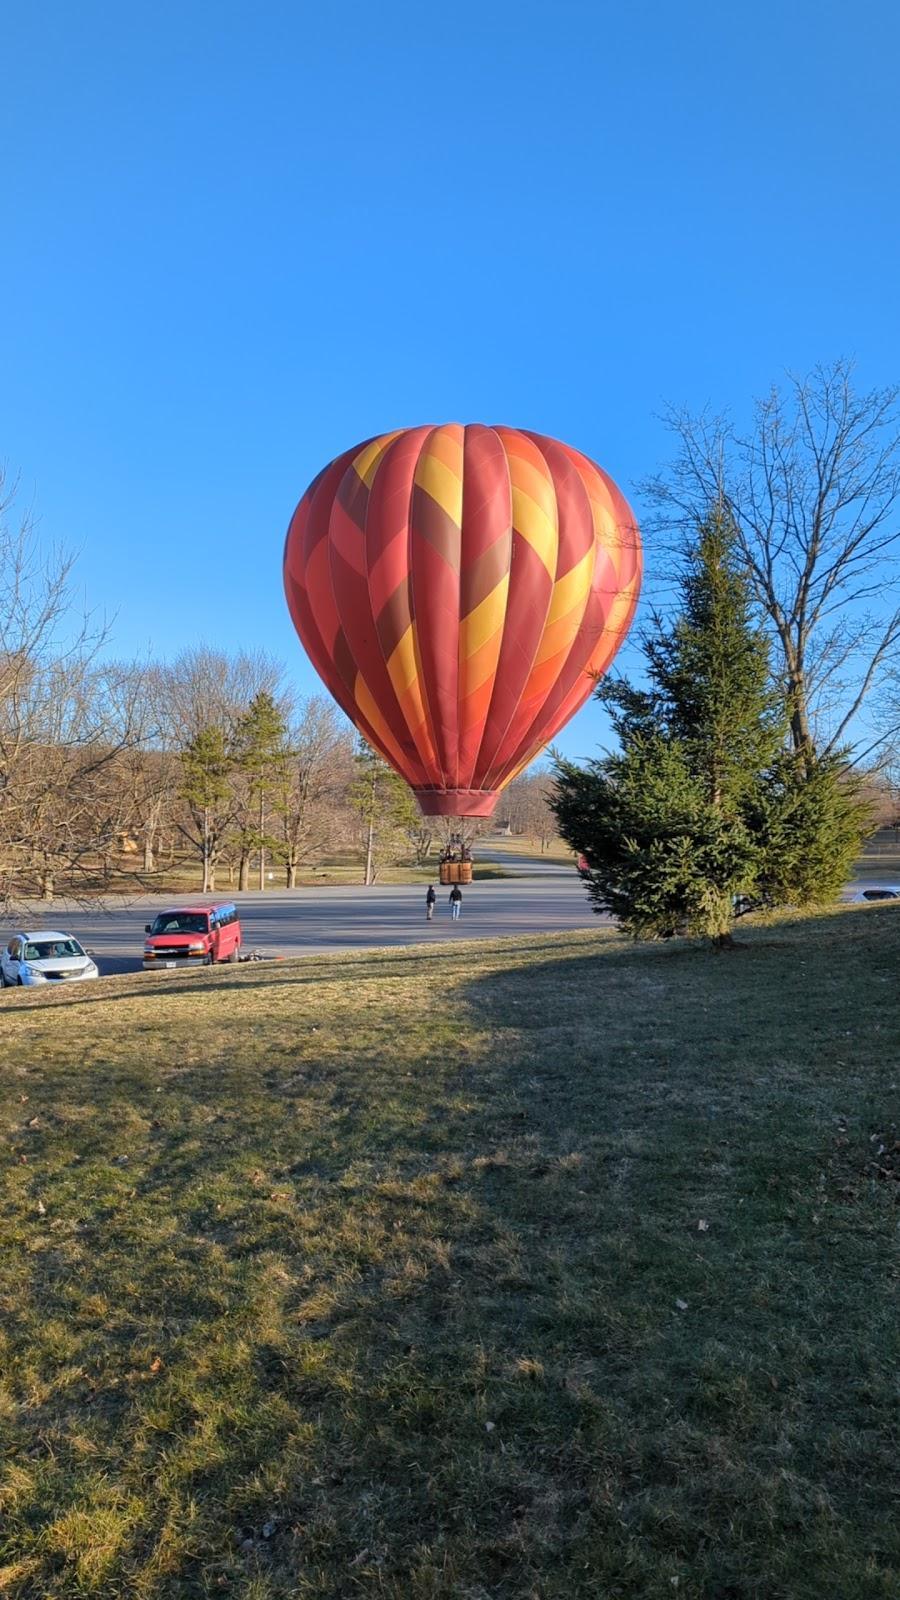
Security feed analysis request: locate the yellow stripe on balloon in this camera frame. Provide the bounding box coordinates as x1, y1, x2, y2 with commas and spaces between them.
353, 674, 410, 774
353, 431, 403, 488
427, 424, 465, 474
511, 486, 557, 576
387, 621, 422, 693
585, 572, 642, 671
461, 629, 507, 699
534, 606, 585, 669
459, 575, 509, 659
414, 449, 464, 526
544, 546, 593, 628
386, 622, 434, 755
506, 450, 556, 513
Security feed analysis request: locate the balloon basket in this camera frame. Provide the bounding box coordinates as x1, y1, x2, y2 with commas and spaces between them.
439, 861, 473, 886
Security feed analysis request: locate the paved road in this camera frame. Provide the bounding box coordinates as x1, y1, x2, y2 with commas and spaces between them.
5, 872, 600, 978
7, 857, 887, 983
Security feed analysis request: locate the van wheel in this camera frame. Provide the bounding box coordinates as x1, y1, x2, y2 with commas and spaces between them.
228, 946, 241, 964
204, 953, 214, 967
17, 977, 24, 986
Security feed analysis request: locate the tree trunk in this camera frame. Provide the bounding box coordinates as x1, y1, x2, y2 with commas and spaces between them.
239, 854, 250, 892
784, 653, 814, 762
143, 830, 155, 873
364, 816, 375, 886
286, 857, 297, 888
259, 796, 266, 890
202, 809, 210, 894
40, 869, 54, 902
790, 697, 814, 761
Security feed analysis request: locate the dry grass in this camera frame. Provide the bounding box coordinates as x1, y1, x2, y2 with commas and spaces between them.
0, 906, 898, 1598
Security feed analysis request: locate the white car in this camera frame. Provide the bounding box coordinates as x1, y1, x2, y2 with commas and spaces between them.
1, 930, 99, 988
849, 886, 900, 903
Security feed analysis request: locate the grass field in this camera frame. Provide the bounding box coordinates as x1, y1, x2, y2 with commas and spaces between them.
1, 908, 898, 1598
60, 855, 514, 898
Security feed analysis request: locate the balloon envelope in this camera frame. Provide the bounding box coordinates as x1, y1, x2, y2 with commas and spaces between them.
283, 424, 641, 816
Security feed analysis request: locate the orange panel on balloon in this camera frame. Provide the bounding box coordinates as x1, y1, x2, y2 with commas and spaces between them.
283, 425, 641, 817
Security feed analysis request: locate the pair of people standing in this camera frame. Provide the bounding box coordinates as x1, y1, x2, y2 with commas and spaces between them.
425, 884, 462, 921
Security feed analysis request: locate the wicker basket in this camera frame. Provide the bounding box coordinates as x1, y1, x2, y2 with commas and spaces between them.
439, 860, 473, 885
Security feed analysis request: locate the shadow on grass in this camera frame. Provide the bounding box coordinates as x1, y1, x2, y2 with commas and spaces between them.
3, 904, 900, 1597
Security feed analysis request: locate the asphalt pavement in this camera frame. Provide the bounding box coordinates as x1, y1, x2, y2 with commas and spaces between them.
8, 847, 885, 984
4, 865, 601, 978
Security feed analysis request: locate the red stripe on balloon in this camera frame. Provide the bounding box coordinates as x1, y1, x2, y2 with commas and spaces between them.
488, 434, 595, 782
409, 426, 464, 789
282, 446, 410, 770
473, 533, 554, 785
326, 442, 426, 785
455, 424, 513, 788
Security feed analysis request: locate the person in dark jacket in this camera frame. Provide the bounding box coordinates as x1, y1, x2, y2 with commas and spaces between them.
425, 884, 436, 921
449, 884, 462, 920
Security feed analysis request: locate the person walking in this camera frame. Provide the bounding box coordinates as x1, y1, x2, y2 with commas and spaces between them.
449, 884, 462, 921
425, 884, 436, 921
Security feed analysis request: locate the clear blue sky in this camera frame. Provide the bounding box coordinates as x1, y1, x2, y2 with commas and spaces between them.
3, 0, 898, 760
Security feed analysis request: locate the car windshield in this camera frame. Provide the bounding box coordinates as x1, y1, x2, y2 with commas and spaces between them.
25, 939, 84, 962
149, 913, 209, 936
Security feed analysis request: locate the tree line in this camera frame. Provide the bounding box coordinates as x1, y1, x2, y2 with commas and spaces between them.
0, 475, 556, 905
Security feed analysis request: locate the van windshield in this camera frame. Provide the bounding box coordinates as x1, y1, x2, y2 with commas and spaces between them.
149, 913, 210, 936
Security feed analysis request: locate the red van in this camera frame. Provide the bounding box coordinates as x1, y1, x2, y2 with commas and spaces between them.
142, 904, 242, 969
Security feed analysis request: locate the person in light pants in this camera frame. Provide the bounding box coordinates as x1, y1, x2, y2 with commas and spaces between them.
449, 885, 462, 920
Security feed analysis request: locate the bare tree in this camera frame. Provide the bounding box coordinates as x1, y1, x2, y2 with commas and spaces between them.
434, 814, 491, 854
107, 662, 176, 874
645, 361, 900, 761
406, 816, 435, 868
0, 474, 145, 904
276, 697, 353, 887
160, 647, 287, 889
161, 646, 285, 744
495, 768, 559, 849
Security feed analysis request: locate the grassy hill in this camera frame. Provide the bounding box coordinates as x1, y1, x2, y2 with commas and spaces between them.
1, 909, 898, 1598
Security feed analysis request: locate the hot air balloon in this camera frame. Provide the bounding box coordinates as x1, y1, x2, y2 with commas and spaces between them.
283, 425, 641, 817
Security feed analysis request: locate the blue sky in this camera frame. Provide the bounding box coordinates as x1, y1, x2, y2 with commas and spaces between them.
2, 0, 898, 761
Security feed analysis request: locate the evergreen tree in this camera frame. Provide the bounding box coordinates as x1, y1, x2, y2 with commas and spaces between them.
180, 725, 232, 892
553, 508, 869, 943
235, 691, 289, 890
349, 741, 418, 885
747, 748, 869, 909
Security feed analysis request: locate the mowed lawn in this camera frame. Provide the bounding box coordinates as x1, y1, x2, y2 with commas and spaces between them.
1, 910, 898, 1599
